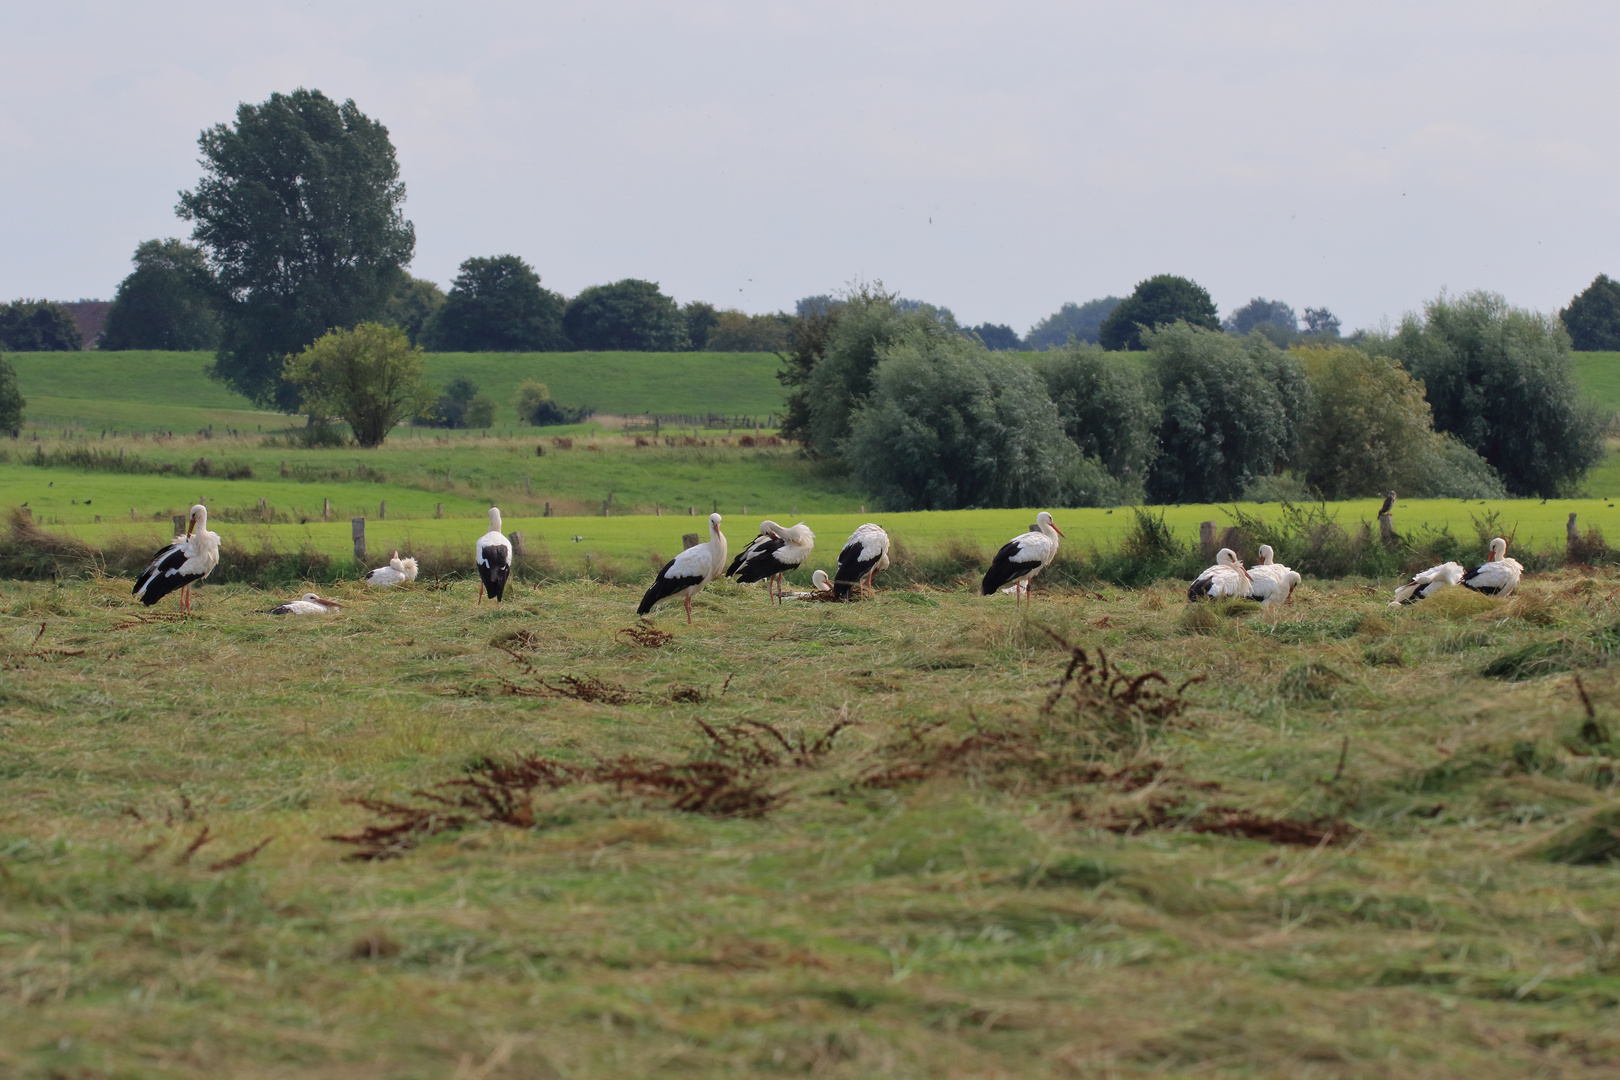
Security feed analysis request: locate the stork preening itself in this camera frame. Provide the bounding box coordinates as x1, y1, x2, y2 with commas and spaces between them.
1389, 561, 1465, 606
365, 551, 419, 588
726, 520, 815, 601
638, 512, 728, 623
981, 512, 1065, 608
1188, 548, 1253, 601
1247, 544, 1301, 606
475, 507, 512, 602
269, 593, 342, 615
833, 523, 890, 599
132, 503, 219, 612
1462, 537, 1524, 598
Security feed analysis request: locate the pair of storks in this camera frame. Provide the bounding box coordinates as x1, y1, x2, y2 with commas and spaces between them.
637, 512, 1068, 622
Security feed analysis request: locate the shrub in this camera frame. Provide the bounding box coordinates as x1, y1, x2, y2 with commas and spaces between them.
1033, 343, 1156, 499
284, 323, 435, 448
0, 354, 23, 432
0, 300, 83, 351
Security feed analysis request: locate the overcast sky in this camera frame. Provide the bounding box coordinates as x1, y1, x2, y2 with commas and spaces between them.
3, 1, 1615, 335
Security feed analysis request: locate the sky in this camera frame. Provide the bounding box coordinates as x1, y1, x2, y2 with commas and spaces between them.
2, 0, 1616, 335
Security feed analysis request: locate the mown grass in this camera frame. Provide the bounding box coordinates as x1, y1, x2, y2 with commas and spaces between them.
4, 568, 1620, 1077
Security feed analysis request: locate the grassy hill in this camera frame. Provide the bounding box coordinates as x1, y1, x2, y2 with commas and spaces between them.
5, 349, 787, 434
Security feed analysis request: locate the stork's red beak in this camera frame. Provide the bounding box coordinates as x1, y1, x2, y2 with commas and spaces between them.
1052, 523, 1066, 538
185, 516, 195, 538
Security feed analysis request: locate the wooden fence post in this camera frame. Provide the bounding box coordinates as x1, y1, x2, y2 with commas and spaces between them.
682, 533, 701, 549
1378, 490, 1397, 550
1569, 512, 1580, 559
435, 502, 443, 519
323, 498, 330, 522
352, 518, 366, 561
173, 515, 186, 535
379, 500, 386, 520
524, 475, 531, 495
1199, 520, 1217, 562
544, 502, 552, 517
510, 531, 525, 558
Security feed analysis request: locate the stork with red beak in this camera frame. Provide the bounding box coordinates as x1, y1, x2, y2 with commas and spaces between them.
132, 503, 220, 612
1188, 547, 1253, 601
981, 512, 1066, 608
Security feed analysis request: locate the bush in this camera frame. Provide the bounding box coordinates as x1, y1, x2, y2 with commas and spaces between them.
420, 375, 496, 429
1098, 275, 1219, 351
514, 380, 592, 426
1374, 290, 1603, 497
1025, 298, 1121, 349
562, 280, 686, 351
1142, 323, 1299, 503
284, 323, 435, 448
0, 300, 83, 351
99, 239, 222, 351
843, 332, 1080, 510
428, 255, 566, 351
382, 277, 446, 346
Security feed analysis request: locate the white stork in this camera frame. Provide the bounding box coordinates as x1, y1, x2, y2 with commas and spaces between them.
1247, 544, 1301, 606
1462, 537, 1524, 598
981, 512, 1065, 608
1188, 548, 1253, 601
833, 523, 890, 599
365, 551, 418, 588
476, 507, 512, 602
269, 593, 342, 615
727, 520, 815, 601
132, 503, 219, 612
784, 569, 832, 599
639, 513, 727, 623
1389, 561, 1465, 606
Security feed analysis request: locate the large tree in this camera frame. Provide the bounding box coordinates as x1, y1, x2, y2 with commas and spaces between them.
1223, 297, 1298, 345
1098, 275, 1219, 351
1025, 297, 1122, 349
0, 300, 83, 351
178, 88, 415, 411
1033, 343, 1157, 499
382, 277, 446, 346
283, 323, 434, 448
1560, 273, 1620, 351
561, 280, 686, 351
1375, 290, 1603, 497
99, 239, 222, 351
428, 255, 566, 351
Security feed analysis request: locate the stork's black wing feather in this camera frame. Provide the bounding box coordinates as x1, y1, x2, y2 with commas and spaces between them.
832, 543, 879, 599
638, 558, 706, 614
133, 544, 195, 606
477, 540, 511, 601
728, 535, 784, 578
980, 539, 1039, 595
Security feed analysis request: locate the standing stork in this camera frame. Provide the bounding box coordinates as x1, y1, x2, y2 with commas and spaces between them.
365, 551, 419, 588
727, 520, 815, 601
1247, 544, 1301, 606
1389, 561, 1465, 606
1187, 548, 1253, 601
476, 506, 512, 602
132, 503, 219, 612
981, 512, 1065, 608
269, 593, 342, 615
833, 523, 890, 599
1462, 537, 1524, 598
639, 512, 727, 623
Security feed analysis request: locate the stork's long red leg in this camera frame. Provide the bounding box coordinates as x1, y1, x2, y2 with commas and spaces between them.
685, 593, 693, 624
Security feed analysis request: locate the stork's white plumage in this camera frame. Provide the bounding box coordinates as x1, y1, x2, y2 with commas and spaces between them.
834, 523, 890, 599
132, 503, 219, 611
726, 520, 815, 601
269, 593, 342, 615
638, 513, 728, 623
365, 551, 418, 588
475, 507, 512, 602
1390, 561, 1465, 606
1462, 537, 1524, 597
981, 511, 1065, 608
1247, 544, 1300, 606
1188, 548, 1253, 601
784, 569, 833, 599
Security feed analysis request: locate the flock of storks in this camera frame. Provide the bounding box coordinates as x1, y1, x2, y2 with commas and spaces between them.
127, 503, 1527, 619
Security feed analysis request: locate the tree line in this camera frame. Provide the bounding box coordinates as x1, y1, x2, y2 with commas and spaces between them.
779, 283, 1602, 509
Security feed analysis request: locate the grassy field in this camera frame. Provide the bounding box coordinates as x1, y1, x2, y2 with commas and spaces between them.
6, 350, 786, 434
5, 568, 1620, 1076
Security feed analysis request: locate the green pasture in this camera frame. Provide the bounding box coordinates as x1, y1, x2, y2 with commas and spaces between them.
5, 349, 786, 434
29, 493, 1620, 576
1571, 351, 1620, 414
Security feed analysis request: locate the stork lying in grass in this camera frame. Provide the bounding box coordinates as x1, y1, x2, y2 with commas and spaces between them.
1247, 544, 1300, 606
638, 513, 728, 623
133, 503, 219, 612
1463, 537, 1523, 597
1188, 548, 1252, 601
1390, 561, 1465, 605
269, 593, 342, 615
366, 551, 418, 587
